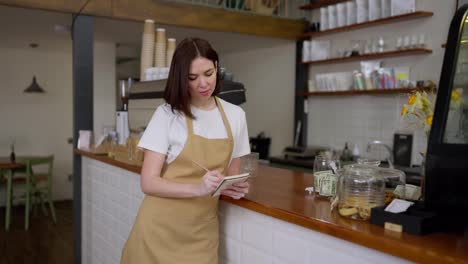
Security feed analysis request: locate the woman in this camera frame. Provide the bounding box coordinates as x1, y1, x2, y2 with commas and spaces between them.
121, 37, 250, 264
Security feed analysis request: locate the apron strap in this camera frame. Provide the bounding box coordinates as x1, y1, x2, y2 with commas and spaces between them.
185, 97, 233, 141
214, 97, 233, 142
185, 113, 194, 136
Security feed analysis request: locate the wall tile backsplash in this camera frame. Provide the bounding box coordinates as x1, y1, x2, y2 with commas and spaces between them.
307, 94, 427, 165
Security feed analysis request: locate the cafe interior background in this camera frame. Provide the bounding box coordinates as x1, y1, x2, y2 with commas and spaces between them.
0, 0, 467, 263
0, 0, 456, 205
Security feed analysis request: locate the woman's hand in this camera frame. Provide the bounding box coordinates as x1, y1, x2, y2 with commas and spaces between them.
198, 170, 223, 196
220, 181, 250, 200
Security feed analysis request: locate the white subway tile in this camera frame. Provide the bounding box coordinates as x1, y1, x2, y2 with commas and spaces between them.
241, 247, 272, 264
241, 219, 273, 254
219, 236, 240, 264
272, 231, 307, 264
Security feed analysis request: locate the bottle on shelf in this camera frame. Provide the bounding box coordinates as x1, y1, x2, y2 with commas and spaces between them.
352, 143, 360, 161
341, 142, 353, 162
10, 142, 15, 163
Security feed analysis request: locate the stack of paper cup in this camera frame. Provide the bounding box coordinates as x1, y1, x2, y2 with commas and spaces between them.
140, 19, 155, 81
166, 38, 176, 68
154, 28, 166, 68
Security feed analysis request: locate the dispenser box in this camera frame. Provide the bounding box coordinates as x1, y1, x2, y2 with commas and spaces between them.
370, 202, 439, 235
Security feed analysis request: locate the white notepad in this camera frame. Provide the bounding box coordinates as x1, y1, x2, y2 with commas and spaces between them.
211, 173, 250, 197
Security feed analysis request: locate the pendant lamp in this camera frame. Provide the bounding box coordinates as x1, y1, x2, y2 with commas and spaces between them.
24, 76, 45, 93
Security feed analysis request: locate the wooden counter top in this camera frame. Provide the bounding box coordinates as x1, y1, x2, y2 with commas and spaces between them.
76, 150, 468, 263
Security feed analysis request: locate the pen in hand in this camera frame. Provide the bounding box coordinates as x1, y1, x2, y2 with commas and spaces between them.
191, 159, 210, 172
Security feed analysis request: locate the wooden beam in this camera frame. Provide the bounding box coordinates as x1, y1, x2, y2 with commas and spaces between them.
0, 0, 305, 39
0, 0, 112, 16
111, 0, 305, 39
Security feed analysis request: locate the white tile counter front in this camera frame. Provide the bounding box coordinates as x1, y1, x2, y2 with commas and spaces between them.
218, 206, 410, 264
81, 156, 409, 264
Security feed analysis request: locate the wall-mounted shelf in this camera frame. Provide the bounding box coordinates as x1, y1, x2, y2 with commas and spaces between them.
129, 91, 164, 99
297, 87, 432, 97
299, 11, 433, 40
302, 48, 432, 65
129, 80, 166, 100
299, 0, 349, 10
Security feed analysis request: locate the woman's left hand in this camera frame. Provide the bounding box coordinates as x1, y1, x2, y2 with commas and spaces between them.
220, 181, 250, 199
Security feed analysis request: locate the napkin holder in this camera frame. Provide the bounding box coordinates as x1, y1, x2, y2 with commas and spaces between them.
370, 201, 440, 235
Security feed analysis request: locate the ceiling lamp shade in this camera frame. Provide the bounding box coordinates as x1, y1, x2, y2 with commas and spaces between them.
24, 76, 45, 93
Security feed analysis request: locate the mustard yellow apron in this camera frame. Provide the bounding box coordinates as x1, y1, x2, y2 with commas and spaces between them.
121, 97, 233, 264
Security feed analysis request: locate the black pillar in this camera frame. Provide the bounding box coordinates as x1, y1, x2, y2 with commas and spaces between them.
72, 15, 94, 264
294, 41, 308, 147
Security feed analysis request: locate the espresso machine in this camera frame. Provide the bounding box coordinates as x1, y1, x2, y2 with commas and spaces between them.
116, 79, 131, 145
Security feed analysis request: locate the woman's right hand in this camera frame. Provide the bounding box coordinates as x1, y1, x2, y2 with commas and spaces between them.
197, 170, 223, 196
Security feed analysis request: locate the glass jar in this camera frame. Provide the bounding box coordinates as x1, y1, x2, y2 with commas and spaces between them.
313, 155, 340, 197
337, 164, 385, 220
378, 167, 406, 204
357, 158, 381, 167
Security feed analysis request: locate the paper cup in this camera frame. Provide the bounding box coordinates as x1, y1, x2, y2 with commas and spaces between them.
143, 19, 155, 35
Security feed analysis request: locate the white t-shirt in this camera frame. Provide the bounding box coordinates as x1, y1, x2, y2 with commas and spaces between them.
138, 98, 250, 164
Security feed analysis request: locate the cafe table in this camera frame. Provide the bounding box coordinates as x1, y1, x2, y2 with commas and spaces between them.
0, 158, 25, 230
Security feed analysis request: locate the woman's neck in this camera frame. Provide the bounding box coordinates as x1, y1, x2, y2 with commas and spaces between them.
191, 96, 216, 110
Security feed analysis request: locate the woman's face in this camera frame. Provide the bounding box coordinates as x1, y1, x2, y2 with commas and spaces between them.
188, 56, 217, 103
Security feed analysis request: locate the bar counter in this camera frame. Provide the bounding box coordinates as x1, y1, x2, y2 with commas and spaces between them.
76, 150, 468, 264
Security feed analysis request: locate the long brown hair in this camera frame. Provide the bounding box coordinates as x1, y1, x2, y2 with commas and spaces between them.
163, 37, 222, 119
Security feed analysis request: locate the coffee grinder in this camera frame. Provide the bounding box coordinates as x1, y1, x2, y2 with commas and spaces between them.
116, 78, 131, 145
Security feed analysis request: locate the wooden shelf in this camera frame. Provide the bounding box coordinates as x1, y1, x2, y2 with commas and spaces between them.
299, 11, 433, 39
299, 0, 348, 10
129, 91, 164, 100
302, 48, 432, 65
129, 80, 166, 100
297, 87, 432, 97
5, 0, 306, 40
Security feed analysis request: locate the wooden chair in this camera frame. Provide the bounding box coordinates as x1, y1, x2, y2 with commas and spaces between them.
12, 156, 57, 230
4, 160, 33, 230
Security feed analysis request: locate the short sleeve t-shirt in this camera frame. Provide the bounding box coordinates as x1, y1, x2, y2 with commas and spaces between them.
138, 98, 250, 164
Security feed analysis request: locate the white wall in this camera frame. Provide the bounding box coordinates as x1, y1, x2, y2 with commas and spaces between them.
94, 42, 117, 138
306, 0, 456, 164
0, 46, 73, 202
0, 40, 116, 205
222, 43, 296, 157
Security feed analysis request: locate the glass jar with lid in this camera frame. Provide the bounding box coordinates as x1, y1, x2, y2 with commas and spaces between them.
313, 154, 340, 197
337, 164, 385, 220
378, 167, 406, 203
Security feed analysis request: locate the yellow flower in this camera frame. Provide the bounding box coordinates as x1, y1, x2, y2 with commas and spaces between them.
450, 88, 464, 109
401, 104, 408, 117
451, 89, 461, 101
426, 115, 433, 126
408, 94, 417, 105
407, 92, 424, 111
424, 115, 433, 134
421, 92, 434, 115
402, 90, 437, 135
